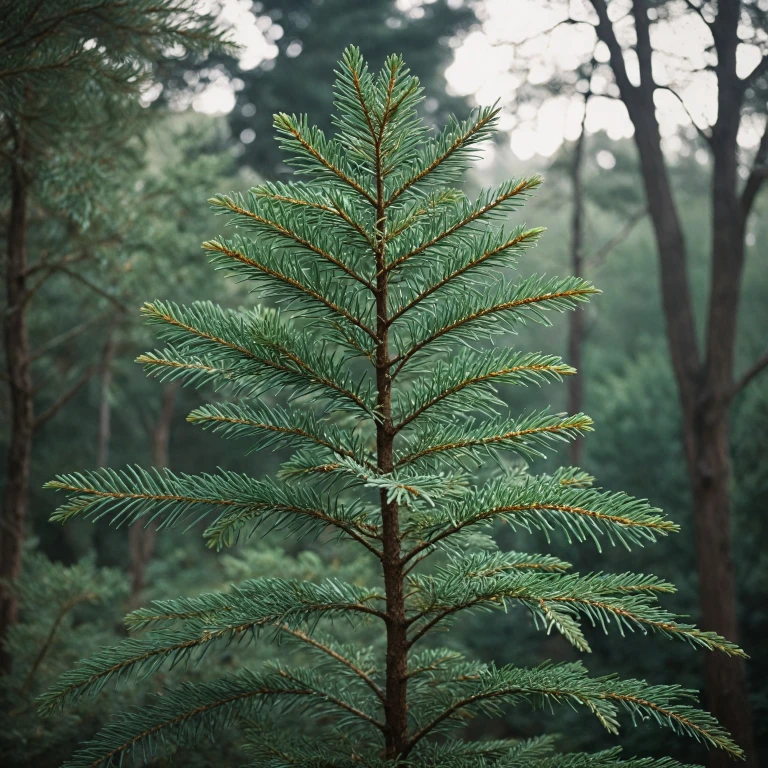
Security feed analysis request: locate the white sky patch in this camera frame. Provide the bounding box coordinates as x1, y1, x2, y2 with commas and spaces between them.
192, 0, 278, 114
193, 78, 237, 114
443, 0, 766, 160
191, 0, 766, 158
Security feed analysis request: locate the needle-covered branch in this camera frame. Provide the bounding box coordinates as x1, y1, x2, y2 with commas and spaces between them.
404, 661, 742, 758
38, 577, 385, 716
402, 473, 679, 562
45, 467, 379, 554
187, 402, 371, 466
393, 350, 574, 430
391, 275, 599, 374
396, 411, 593, 470
56, 669, 375, 768
386, 178, 542, 276
209, 191, 375, 288
203, 238, 377, 341
140, 301, 375, 415
406, 556, 744, 656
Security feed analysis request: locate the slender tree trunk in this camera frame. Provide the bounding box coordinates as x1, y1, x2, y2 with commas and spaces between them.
93, 332, 117, 565
692, 79, 755, 760
688, 403, 755, 766
129, 383, 177, 597
635, 113, 756, 768
373, 148, 407, 761
568, 99, 587, 467
588, 2, 757, 758
1, 139, 33, 675
97, 333, 117, 467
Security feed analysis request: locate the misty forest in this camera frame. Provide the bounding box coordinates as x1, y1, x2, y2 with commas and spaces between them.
1, 2, 767, 768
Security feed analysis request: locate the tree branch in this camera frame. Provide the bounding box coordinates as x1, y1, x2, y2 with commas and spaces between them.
632, 0, 655, 89
278, 625, 386, 703
52, 265, 131, 313
588, 207, 648, 269
30, 314, 107, 361
680, 0, 712, 30
34, 364, 99, 430
656, 85, 713, 144
589, 0, 637, 99
23, 592, 96, 693
731, 351, 768, 397
741, 53, 768, 90
741, 119, 768, 218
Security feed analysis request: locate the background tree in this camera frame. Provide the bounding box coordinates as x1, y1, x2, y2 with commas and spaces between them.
41, 47, 745, 767
481, 1, 768, 760
586, 4, 767, 761
0, 0, 230, 672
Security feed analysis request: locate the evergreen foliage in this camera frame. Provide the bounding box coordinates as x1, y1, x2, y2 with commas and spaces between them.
43, 49, 744, 766
0, 545, 127, 766
0, 0, 231, 215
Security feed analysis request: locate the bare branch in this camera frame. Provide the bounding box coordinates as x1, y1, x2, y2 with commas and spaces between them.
633, 0, 655, 89
23, 250, 89, 277
30, 314, 107, 361
588, 207, 648, 269
656, 85, 713, 144
52, 265, 131, 313
741, 53, 768, 90
34, 364, 99, 430
732, 351, 768, 398
23, 592, 97, 692
680, 0, 713, 30
588, 0, 639, 101
741, 119, 768, 218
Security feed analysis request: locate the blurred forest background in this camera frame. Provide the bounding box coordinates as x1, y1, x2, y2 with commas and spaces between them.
1, 1, 766, 766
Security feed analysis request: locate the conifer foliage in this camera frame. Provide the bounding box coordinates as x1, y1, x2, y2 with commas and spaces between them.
43, 49, 744, 766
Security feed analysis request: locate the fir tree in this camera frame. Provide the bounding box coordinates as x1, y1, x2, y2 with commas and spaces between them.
42, 48, 744, 767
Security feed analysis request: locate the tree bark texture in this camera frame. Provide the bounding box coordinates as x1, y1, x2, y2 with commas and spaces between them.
128, 383, 177, 597
568, 95, 588, 467
1, 139, 33, 675
588, 1, 759, 762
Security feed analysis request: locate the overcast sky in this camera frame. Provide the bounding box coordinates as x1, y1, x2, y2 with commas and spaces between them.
190, 0, 766, 164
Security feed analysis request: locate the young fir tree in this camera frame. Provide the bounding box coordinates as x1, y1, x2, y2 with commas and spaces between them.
41, 49, 744, 767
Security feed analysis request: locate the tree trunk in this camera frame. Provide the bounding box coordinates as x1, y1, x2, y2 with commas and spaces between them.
568, 99, 587, 467
692, 21, 756, 756
587, 3, 757, 758
97, 334, 117, 467
92, 332, 117, 565
688, 404, 755, 767
634, 110, 756, 768
374, 179, 408, 762
0, 143, 33, 675
128, 383, 177, 597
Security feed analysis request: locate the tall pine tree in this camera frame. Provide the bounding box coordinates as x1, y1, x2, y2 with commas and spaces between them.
0, 0, 229, 673
42, 49, 744, 767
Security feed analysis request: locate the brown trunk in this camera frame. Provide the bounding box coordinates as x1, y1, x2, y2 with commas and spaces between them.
634, 110, 756, 768
97, 333, 117, 467
688, 406, 755, 767
568, 101, 587, 467
93, 333, 116, 564
588, 1, 757, 760
371, 150, 407, 761
693, 9, 755, 758
1, 141, 33, 675
693, 83, 754, 762
129, 383, 177, 597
